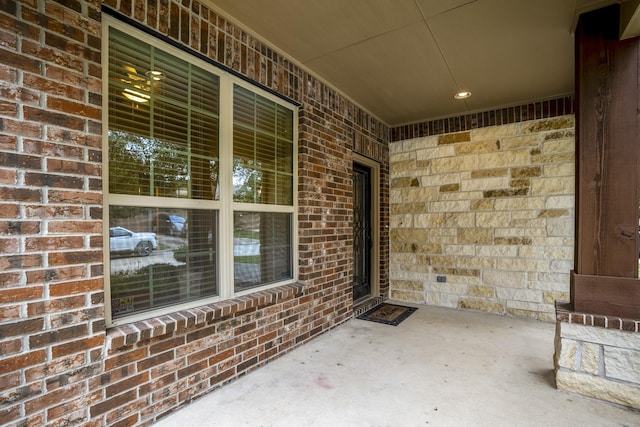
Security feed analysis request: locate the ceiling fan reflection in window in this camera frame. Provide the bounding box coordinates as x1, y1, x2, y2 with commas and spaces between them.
120, 65, 165, 104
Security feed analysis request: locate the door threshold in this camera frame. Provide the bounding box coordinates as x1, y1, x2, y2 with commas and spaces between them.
353, 296, 385, 317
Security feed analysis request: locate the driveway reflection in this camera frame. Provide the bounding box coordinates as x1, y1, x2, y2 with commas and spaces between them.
110, 249, 185, 274
110, 235, 187, 275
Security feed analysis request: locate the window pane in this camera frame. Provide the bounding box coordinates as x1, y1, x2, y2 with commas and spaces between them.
276, 104, 293, 138
108, 27, 219, 200
277, 174, 293, 205
276, 139, 293, 173
255, 132, 275, 166
259, 169, 276, 205
233, 85, 293, 205
154, 99, 189, 148
256, 96, 276, 133
233, 162, 260, 203
234, 212, 292, 291
109, 205, 218, 319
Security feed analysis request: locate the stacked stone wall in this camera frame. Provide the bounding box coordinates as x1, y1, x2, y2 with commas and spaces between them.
389, 115, 575, 321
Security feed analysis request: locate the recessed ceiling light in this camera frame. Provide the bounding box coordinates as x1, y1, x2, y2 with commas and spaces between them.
454, 91, 472, 100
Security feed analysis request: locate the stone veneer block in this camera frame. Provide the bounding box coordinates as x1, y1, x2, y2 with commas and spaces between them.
462, 177, 508, 192
556, 337, 578, 369
438, 132, 471, 145
392, 280, 424, 291
544, 130, 575, 141
391, 202, 427, 214
523, 116, 574, 133
604, 347, 640, 383
531, 152, 575, 164
483, 188, 529, 198
546, 218, 574, 237
390, 229, 429, 243
473, 211, 511, 228
416, 146, 455, 160
471, 123, 521, 140
470, 199, 494, 211
531, 177, 574, 195
454, 140, 500, 155
403, 187, 441, 202
501, 134, 540, 149
403, 136, 438, 151
439, 183, 460, 192
391, 159, 417, 172
478, 149, 530, 169
581, 341, 601, 374
471, 168, 509, 178
544, 163, 575, 177
543, 290, 570, 304
420, 173, 463, 187
538, 209, 570, 218
476, 245, 518, 257
555, 370, 640, 409
467, 285, 496, 298
560, 322, 640, 349
485, 270, 526, 287
542, 138, 574, 154
457, 229, 493, 244
431, 155, 479, 173
390, 151, 416, 162
390, 290, 425, 303
544, 248, 572, 260
458, 298, 504, 314
511, 166, 542, 178
391, 177, 418, 188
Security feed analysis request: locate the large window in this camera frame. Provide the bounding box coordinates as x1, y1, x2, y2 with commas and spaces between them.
104, 20, 297, 325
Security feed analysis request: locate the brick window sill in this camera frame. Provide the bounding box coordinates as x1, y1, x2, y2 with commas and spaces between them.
106, 283, 305, 351
555, 301, 640, 332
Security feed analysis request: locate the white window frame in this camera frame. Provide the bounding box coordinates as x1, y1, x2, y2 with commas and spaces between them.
102, 17, 298, 326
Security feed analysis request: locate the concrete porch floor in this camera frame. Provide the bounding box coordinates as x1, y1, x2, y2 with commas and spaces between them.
155, 304, 639, 426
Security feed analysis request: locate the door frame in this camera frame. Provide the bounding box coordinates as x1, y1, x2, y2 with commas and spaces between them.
353, 153, 380, 300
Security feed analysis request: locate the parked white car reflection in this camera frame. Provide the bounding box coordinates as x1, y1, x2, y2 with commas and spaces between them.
109, 226, 158, 257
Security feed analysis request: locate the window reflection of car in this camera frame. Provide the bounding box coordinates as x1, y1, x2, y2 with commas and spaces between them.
109, 226, 158, 257
155, 213, 187, 237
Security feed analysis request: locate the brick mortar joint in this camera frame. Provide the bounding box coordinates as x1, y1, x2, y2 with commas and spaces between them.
555, 301, 640, 333
106, 282, 307, 351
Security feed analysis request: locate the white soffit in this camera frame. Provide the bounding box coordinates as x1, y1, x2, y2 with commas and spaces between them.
204, 0, 628, 125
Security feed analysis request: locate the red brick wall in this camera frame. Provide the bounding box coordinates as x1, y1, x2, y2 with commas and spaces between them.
0, 1, 390, 425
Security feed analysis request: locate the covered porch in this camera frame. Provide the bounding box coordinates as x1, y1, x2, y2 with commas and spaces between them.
156, 304, 639, 426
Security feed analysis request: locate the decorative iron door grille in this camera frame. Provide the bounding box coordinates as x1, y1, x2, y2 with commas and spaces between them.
353, 163, 371, 301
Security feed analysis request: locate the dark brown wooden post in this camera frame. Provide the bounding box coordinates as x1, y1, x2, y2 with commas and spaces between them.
573, 4, 640, 318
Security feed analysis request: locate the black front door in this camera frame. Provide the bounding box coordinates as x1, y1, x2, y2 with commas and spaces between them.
353, 163, 372, 302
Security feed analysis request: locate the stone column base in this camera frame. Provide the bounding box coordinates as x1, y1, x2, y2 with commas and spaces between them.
554, 302, 640, 409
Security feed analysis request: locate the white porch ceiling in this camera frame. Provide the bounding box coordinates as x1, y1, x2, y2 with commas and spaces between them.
203, 0, 629, 126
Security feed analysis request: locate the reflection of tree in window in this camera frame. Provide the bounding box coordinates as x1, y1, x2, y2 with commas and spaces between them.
233, 159, 262, 203
108, 130, 189, 197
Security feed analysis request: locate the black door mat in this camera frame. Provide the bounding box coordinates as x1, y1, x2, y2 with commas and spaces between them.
357, 303, 417, 326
